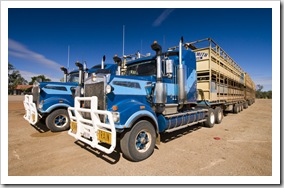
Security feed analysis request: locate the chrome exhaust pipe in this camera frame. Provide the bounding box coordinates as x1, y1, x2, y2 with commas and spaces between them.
101, 55, 106, 69
75, 61, 83, 86
178, 37, 186, 106
60, 66, 68, 82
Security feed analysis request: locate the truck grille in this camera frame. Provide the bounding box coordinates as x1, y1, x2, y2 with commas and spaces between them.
32, 86, 39, 105
84, 82, 106, 122
84, 82, 105, 110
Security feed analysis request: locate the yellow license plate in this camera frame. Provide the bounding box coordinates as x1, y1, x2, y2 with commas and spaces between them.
97, 130, 111, 145
32, 114, 36, 122
70, 121, 77, 133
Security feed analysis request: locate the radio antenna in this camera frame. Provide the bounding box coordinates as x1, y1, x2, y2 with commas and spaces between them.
123, 25, 125, 56
67, 45, 70, 71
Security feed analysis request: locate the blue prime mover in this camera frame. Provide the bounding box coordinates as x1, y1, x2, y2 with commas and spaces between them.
68, 37, 255, 162
23, 60, 117, 132
68, 38, 217, 161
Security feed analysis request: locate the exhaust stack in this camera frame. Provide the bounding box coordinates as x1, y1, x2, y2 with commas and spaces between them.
151, 41, 166, 113
101, 55, 106, 69
113, 55, 122, 75
178, 37, 187, 106
75, 61, 83, 86
60, 66, 68, 82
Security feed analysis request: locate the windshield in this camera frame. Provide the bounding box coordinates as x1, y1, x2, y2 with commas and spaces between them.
126, 60, 156, 76
67, 72, 79, 83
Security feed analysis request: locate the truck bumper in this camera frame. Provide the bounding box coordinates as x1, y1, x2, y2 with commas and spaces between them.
67, 96, 116, 154
23, 95, 39, 125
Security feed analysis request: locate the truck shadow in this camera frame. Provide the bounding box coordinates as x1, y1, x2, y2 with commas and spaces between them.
74, 140, 121, 164
31, 119, 50, 133
160, 123, 203, 143
72, 124, 204, 163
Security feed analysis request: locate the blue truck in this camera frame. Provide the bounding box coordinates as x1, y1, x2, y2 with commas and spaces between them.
68, 37, 255, 161
23, 58, 117, 132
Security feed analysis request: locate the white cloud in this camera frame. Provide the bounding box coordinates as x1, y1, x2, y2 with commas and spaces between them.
19, 70, 61, 83
152, 8, 175, 27
252, 76, 272, 91
8, 39, 62, 70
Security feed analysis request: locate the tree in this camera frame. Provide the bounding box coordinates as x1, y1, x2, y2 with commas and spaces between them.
256, 84, 263, 98
9, 63, 15, 73
29, 75, 51, 85
255, 84, 272, 99
8, 63, 28, 94
266, 90, 272, 99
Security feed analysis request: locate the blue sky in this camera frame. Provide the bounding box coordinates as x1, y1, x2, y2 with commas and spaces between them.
8, 7, 272, 90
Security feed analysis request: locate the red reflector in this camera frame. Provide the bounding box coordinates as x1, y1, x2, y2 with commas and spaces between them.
213, 137, 221, 140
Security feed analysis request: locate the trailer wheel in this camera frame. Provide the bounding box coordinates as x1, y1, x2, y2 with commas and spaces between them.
120, 120, 156, 162
204, 108, 215, 128
248, 100, 252, 106
214, 107, 223, 124
244, 102, 248, 109
240, 104, 243, 111
233, 105, 238, 114
46, 109, 70, 132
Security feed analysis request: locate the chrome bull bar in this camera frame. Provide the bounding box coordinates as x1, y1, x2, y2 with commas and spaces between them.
23, 95, 38, 125
67, 96, 116, 154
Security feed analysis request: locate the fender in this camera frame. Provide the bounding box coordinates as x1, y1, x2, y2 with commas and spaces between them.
39, 97, 73, 113
124, 110, 158, 133
112, 99, 158, 133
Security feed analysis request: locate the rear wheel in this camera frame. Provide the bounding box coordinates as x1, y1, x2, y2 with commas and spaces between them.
248, 100, 252, 106
233, 104, 239, 114
46, 109, 70, 132
120, 120, 156, 162
244, 102, 248, 109
204, 108, 215, 128
214, 107, 223, 124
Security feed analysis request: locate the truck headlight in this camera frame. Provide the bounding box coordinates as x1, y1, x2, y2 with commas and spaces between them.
106, 85, 113, 94
80, 87, 84, 95
38, 100, 44, 109
112, 112, 120, 123
92, 73, 96, 82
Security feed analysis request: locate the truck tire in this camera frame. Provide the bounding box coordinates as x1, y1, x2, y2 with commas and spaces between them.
248, 100, 252, 106
120, 120, 156, 162
233, 105, 238, 114
214, 107, 223, 124
204, 108, 215, 128
46, 109, 70, 132
240, 104, 243, 111
244, 102, 248, 109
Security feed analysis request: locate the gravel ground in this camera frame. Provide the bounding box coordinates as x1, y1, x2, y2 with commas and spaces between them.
4, 96, 276, 184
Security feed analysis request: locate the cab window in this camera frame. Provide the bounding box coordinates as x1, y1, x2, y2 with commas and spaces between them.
126, 60, 156, 76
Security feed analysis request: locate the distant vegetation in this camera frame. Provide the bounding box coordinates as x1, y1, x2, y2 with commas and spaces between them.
256, 84, 272, 99
8, 63, 52, 94
29, 75, 51, 85
8, 63, 27, 94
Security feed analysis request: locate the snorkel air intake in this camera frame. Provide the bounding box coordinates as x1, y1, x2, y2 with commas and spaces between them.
151, 41, 166, 113
113, 55, 122, 75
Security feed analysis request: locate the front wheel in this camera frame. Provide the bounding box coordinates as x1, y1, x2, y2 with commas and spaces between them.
120, 120, 156, 162
46, 109, 70, 132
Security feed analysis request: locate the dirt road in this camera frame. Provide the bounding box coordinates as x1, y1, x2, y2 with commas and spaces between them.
7, 96, 272, 182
